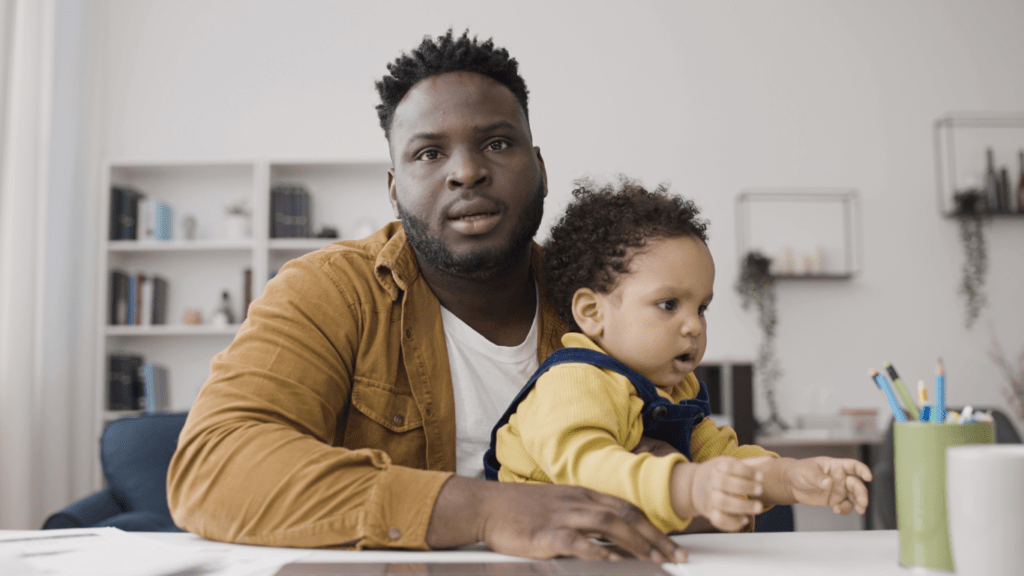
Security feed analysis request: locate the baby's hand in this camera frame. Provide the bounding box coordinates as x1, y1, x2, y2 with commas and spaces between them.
786, 457, 872, 515
683, 455, 771, 532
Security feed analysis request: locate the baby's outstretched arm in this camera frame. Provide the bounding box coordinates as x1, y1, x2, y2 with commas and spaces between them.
751, 457, 873, 515
669, 455, 771, 532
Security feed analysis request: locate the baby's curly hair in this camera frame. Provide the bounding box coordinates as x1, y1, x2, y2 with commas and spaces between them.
544, 176, 710, 332
375, 29, 530, 142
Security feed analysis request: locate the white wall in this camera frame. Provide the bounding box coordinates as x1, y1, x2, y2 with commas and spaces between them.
76, 0, 1024, 488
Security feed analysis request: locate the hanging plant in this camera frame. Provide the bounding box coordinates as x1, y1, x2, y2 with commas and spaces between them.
952, 190, 989, 329
735, 251, 789, 434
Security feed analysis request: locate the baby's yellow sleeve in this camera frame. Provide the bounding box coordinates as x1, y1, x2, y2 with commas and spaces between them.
513, 364, 693, 533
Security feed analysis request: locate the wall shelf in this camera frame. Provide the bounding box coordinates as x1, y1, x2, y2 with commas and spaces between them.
735, 189, 861, 279
934, 112, 1024, 217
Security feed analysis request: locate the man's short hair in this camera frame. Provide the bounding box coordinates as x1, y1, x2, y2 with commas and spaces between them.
375, 29, 530, 142
544, 176, 710, 332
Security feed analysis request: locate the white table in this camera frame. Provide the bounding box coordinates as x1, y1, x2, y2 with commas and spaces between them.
133, 530, 945, 576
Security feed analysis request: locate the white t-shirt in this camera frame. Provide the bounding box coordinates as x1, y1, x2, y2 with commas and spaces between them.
440, 296, 540, 479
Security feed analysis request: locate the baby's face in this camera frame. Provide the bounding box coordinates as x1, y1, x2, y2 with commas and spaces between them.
592, 235, 714, 391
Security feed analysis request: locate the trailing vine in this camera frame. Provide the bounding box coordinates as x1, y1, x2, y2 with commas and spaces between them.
736, 251, 789, 434
952, 191, 989, 329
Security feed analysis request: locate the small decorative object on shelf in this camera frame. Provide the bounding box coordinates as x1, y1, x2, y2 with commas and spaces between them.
735, 251, 789, 435
225, 198, 252, 240
211, 291, 235, 326
182, 214, 197, 240
1017, 150, 1024, 210
316, 225, 339, 238
183, 308, 203, 325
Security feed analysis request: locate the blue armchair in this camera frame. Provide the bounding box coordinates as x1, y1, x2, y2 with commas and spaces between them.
43, 412, 188, 531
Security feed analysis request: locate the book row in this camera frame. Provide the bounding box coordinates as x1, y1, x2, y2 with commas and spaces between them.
110, 271, 169, 325
110, 186, 173, 240
270, 184, 313, 238
108, 354, 169, 412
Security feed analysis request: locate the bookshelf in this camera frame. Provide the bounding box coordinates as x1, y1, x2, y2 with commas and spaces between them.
93, 158, 392, 487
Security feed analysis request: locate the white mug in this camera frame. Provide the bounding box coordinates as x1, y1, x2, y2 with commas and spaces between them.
946, 444, 1024, 576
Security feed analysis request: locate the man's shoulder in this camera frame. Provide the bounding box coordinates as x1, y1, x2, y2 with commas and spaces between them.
277, 222, 410, 297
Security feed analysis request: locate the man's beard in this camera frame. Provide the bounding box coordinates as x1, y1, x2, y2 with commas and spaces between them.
397, 181, 545, 281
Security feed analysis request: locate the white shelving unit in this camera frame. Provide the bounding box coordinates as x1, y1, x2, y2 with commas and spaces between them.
93, 158, 392, 487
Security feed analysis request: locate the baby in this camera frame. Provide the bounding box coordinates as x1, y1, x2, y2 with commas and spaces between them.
484, 177, 871, 533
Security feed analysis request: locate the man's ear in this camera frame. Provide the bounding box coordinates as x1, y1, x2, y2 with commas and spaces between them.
535, 147, 548, 198
387, 169, 400, 219
572, 288, 603, 338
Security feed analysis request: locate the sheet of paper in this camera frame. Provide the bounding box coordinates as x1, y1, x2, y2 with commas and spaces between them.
0, 528, 308, 576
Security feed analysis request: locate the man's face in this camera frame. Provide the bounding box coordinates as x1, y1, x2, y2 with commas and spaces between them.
388, 71, 547, 279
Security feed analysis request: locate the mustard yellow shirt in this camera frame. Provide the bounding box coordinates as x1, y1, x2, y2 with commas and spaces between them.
167, 223, 569, 549
495, 333, 774, 532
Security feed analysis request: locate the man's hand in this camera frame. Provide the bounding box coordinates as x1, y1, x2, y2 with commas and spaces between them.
670, 456, 770, 532
427, 476, 688, 563
784, 457, 872, 515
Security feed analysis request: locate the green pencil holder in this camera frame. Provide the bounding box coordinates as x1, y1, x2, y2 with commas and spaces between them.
894, 421, 994, 571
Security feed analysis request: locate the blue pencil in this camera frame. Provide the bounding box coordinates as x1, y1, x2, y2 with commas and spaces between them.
870, 368, 907, 422
931, 359, 946, 423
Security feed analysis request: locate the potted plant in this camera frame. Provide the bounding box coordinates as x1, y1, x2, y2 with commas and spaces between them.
735, 251, 789, 434
225, 199, 252, 240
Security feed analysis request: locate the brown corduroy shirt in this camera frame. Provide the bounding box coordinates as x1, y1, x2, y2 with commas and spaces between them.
166, 222, 568, 549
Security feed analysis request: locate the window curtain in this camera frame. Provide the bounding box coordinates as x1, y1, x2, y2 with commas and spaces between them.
0, 0, 92, 530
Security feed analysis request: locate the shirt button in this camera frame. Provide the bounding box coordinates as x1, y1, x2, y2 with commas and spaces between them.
405, 329, 412, 339
425, 407, 432, 417
388, 527, 401, 540
393, 414, 405, 426
651, 405, 668, 422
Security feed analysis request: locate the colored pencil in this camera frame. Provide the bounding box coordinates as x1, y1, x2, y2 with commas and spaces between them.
885, 362, 919, 421
870, 368, 907, 422
931, 359, 946, 424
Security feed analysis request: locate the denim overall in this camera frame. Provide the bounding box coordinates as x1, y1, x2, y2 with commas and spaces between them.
483, 347, 711, 481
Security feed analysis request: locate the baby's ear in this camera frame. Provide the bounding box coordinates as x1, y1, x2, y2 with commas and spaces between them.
572, 288, 603, 338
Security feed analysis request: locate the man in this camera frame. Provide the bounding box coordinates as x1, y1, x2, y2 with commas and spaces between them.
167, 29, 686, 563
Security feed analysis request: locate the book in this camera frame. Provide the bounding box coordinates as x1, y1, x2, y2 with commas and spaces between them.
139, 276, 153, 326
127, 275, 138, 325
110, 270, 130, 325
243, 268, 252, 321
141, 363, 170, 413
271, 187, 285, 238
109, 187, 123, 240
153, 200, 173, 240
297, 188, 311, 237
150, 276, 169, 325
108, 354, 143, 410
110, 186, 143, 240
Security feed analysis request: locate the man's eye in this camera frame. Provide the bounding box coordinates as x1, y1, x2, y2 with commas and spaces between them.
486, 140, 509, 151
417, 149, 440, 161
657, 300, 677, 311
698, 304, 709, 315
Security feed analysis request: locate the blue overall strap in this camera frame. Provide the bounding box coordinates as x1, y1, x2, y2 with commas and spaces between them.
482, 347, 711, 480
